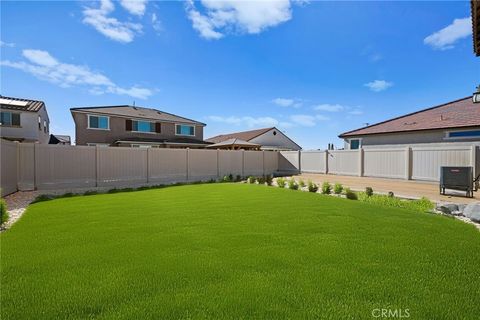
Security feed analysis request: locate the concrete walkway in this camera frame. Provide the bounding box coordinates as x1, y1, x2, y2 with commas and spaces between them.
297, 173, 479, 204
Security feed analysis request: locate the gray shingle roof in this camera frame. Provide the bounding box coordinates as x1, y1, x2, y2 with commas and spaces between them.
70, 105, 206, 126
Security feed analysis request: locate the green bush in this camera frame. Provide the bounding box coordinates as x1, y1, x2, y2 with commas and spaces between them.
247, 176, 256, 184
276, 177, 286, 188
365, 187, 374, 197
257, 176, 266, 185
84, 190, 98, 196
321, 182, 331, 195
0, 198, 8, 225
31, 194, 56, 204
222, 175, 232, 182
265, 175, 273, 186
235, 175, 242, 182
357, 193, 434, 212
307, 181, 318, 193
344, 188, 358, 200
298, 179, 306, 188
388, 191, 395, 198
288, 179, 299, 190
333, 183, 343, 195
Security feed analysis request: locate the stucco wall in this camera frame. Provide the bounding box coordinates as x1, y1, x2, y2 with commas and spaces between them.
72, 112, 204, 145
0, 106, 50, 144
250, 128, 301, 151
343, 127, 480, 149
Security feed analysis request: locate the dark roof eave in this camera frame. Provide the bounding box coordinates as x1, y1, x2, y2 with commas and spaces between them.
339, 124, 480, 138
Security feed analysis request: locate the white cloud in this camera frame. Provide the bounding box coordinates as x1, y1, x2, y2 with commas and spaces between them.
290, 114, 329, 127
119, 0, 147, 16
364, 80, 393, 92
151, 12, 163, 33
272, 97, 302, 108
0, 41, 15, 48
1, 49, 152, 99
207, 115, 280, 128
185, 0, 294, 40
424, 17, 471, 50
348, 109, 363, 115
82, 0, 142, 43
313, 103, 344, 112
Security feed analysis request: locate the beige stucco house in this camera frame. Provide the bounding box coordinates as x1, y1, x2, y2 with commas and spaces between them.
70, 105, 211, 148
0, 95, 50, 144
339, 96, 480, 149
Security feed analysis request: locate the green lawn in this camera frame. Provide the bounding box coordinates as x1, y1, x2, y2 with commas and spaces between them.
1, 184, 479, 319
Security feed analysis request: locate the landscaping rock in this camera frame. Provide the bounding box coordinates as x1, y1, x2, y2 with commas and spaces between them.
463, 202, 480, 223
436, 203, 459, 215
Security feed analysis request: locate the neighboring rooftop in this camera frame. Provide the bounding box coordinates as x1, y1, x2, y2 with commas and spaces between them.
206, 127, 274, 144
0, 95, 45, 112
49, 134, 71, 144
472, 0, 480, 56
70, 105, 206, 126
206, 138, 261, 149
339, 96, 480, 137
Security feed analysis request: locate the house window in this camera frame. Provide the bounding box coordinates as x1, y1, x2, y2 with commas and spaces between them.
132, 120, 155, 133
88, 115, 109, 130
176, 124, 195, 136
0, 112, 20, 126
349, 139, 361, 150
447, 130, 480, 138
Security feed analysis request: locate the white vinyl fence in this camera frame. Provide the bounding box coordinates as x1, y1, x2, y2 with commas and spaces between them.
279, 142, 479, 182
0, 140, 279, 196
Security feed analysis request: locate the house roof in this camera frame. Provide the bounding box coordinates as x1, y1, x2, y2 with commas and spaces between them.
206, 127, 275, 144
0, 95, 45, 112
339, 96, 480, 138
49, 134, 71, 144
70, 105, 206, 126
206, 138, 261, 148
472, 0, 480, 56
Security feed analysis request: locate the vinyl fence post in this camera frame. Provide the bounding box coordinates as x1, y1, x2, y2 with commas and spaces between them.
471, 145, 477, 178
325, 150, 329, 174
15, 141, 19, 193
262, 150, 266, 176
217, 149, 220, 179
186, 148, 190, 182
242, 149, 245, 178
298, 150, 301, 174
405, 146, 411, 180
95, 145, 99, 187
146, 148, 150, 184
358, 148, 364, 177
33, 143, 37, 191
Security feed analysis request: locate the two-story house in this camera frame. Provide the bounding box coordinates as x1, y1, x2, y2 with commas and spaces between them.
0, 95, 50, 144
70, 105, 211, 148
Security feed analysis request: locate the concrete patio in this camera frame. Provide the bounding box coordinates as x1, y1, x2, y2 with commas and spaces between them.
296, 173, 479, 204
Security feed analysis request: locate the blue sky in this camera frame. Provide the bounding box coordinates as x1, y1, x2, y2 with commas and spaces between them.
1, 0, 478, 149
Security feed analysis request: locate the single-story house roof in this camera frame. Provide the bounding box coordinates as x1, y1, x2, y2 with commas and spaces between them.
114, 137, 213, 145
206, 127, 275, 144
472, 0, 480, 56
206, 138, 261, 149
339, 96, 479, 138
49, 134, 71, 144
70, 105, 206, 126
0, 95, 45, 112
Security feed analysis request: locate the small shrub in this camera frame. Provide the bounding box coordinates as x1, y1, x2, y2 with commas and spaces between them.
265, 175, 273, 186
235, 175, 242, 182
333, 183, 343, 195
0, 198, 8, 225
345, 188, 358, 200
307, 181, 319, 193
357, 193, 433, 212
258, 176, 266, 185
59, 192, 74, 198
276, 177, 286, 188
321, 182, 331, 195
365, 187, 374, 197
228, 174, 234, 182
247, 176, 256, 184
388, 191, 395, 198
222, 175, 232, 182
288, 179, 299, 190
31, 194, 55, 204
298, 179, 306, 188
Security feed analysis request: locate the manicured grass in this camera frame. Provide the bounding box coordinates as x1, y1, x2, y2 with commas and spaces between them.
1, 184, 479, 319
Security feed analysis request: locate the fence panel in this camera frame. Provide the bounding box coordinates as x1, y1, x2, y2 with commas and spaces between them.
264, 151, 278, 175
35, 144, 96, 189
278, 151, 299, 172
17, 143, 35, 191
218, 150, 243, 177
1, 140, 18, 196
363, 148, 406, 179
188, 149, 218, 181
244, 151, 263, 176
411, 146, 472, 181
148, 148, 188, 183
97, 147, 148, 187
327, 150, 359, 176
300, 151, 326, 173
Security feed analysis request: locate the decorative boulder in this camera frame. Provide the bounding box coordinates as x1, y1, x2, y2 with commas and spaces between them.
436, 203, 458, 215
463, 203, 480, 223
